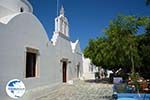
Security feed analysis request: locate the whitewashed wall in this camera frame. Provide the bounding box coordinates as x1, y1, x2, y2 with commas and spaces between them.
82, 58, 97, 80
0, 12, 83, 100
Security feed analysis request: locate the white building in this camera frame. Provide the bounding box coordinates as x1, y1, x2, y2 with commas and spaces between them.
0, 0, 83, 99
82, 58, 98, 80
82, 57, 114, 79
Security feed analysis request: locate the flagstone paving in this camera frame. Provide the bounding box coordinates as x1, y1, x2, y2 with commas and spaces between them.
36, 80, 113, 100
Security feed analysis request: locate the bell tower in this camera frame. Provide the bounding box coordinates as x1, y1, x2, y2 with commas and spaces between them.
54, 6, 69, 37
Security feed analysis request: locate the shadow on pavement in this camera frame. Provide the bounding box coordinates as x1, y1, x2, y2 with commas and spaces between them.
84, 78, 112, 84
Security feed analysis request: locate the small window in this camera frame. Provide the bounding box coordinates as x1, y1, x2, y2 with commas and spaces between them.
26, 48, 39, 78
20, 7, 24, 12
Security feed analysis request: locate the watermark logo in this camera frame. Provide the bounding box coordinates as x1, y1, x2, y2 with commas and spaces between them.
6, 79, 25, 99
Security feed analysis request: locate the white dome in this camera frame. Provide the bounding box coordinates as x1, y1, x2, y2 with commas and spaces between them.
0, 0, 33, 18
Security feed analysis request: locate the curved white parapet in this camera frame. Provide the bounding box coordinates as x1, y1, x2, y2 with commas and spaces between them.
70, 40, 79, 53
0, 0, 33, 18
0, 13, 20, 24
20, 0, 33, 12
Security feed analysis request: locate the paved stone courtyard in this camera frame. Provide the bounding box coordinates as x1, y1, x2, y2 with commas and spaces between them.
36, 80, 113, 100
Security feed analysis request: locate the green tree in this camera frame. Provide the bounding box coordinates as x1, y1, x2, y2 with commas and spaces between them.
84, 15, 150, 79
84, 37, 109, 67
146, 0, 150, 6
137, 17, 150, 78
105, 15, 141, 71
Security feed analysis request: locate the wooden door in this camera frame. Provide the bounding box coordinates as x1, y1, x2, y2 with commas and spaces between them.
62, 62, 67, 82
77, 65, 80, 78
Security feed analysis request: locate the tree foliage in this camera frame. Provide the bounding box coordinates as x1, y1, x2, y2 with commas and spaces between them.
104, 15, 141, 69
137, 17, 150, 78
84, 15, 150, 78
146, 0, 150, 6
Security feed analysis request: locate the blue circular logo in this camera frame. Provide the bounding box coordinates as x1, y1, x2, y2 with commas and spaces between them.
6, 79, 25, 99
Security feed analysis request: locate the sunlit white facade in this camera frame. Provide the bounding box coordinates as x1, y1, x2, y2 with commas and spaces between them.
0, 0, 83, 99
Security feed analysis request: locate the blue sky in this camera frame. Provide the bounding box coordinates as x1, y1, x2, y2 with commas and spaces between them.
28, 0, 150, 50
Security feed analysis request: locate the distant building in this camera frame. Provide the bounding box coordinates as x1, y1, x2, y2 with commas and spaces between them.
82, 58, 97, 80
0, 0, 83, 99
82, 57, 113, 80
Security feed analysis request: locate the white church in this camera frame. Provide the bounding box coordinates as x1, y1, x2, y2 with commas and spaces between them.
0, 0, 83, 99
